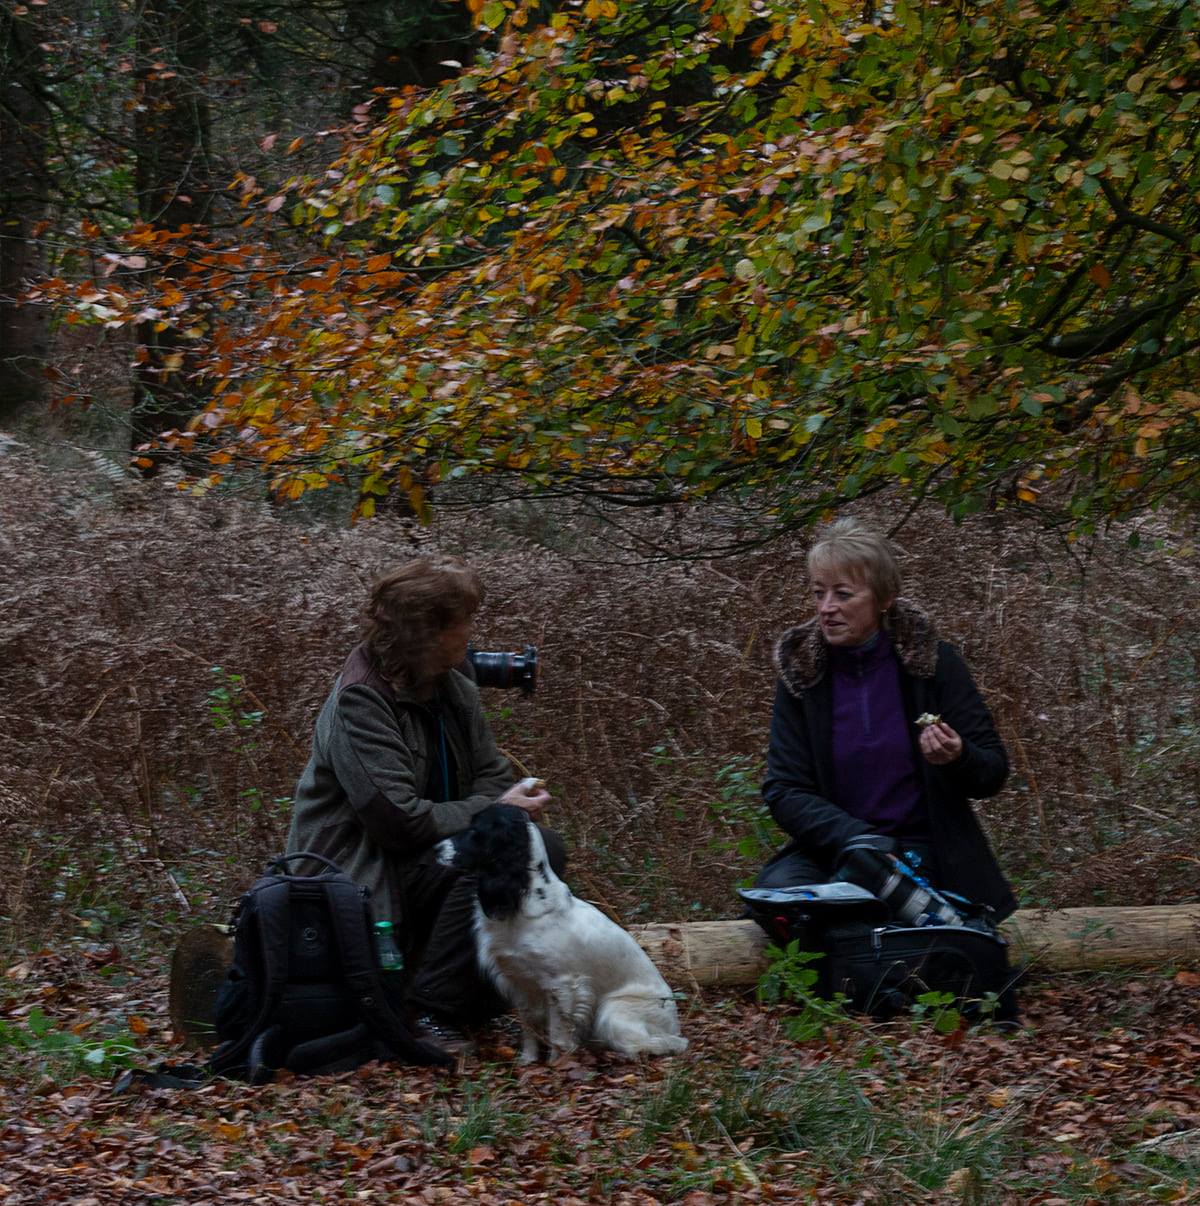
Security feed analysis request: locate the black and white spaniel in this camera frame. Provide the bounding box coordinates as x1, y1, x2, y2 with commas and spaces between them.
452, 804, 688, 1063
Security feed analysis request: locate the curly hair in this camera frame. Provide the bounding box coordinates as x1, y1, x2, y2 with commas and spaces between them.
363, 555, 483, 688
807, 518, 902, 607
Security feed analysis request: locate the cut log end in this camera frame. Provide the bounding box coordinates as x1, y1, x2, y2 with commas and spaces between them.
168, 924, 232, 1048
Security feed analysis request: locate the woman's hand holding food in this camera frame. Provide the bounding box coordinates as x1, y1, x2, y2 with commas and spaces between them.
500, 776, 551, 819
916, 714, 963, 765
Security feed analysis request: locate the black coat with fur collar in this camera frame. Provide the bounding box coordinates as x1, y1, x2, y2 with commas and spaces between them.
763, 598, 1016, 919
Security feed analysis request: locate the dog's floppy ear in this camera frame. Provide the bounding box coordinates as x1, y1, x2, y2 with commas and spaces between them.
457, 804, 532, 920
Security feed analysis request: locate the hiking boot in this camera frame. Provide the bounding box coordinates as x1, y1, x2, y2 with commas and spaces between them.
414, 1013, 472, 1056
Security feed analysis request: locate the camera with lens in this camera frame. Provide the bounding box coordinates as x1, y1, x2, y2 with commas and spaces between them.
465, 643, 537, 695
835, 835, 966, 928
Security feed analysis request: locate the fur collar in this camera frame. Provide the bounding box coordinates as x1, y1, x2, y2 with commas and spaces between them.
774, 597, 940, 698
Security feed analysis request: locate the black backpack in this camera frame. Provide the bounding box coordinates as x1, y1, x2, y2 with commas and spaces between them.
205, 852, 451, 1082
739, 882, 1020, 1023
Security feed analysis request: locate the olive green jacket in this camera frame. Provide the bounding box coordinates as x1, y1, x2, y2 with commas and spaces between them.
285, 644, 513, 923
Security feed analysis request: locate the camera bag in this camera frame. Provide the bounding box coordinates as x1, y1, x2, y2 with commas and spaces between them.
739, 883, 1019, 1021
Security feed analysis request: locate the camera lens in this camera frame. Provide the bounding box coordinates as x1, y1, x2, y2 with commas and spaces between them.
836, 838, 963, 928
466, 645, 537, 694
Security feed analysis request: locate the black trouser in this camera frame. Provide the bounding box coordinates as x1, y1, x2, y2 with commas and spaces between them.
402, 826, 567, 1026
753, 839, 938, 892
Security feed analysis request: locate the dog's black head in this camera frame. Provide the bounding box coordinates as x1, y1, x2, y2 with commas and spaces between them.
455, 803, 533, 920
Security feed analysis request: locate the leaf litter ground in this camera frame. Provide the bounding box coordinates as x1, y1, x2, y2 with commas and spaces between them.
1, 948, 1198, 1204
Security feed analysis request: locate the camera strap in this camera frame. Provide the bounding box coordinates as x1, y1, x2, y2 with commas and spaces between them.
419, 702, 459, 803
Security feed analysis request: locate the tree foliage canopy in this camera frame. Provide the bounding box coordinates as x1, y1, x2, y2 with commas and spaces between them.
38, 0, 1200, 535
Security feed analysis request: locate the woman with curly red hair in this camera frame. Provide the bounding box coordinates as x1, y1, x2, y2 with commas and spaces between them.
286, 555, 555, 1050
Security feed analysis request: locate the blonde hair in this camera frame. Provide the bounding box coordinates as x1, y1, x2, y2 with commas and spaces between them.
363, 555, 483, 687
807, 518, 901, 606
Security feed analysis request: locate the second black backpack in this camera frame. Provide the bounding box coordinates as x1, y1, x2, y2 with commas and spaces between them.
209, 852, 452, 1083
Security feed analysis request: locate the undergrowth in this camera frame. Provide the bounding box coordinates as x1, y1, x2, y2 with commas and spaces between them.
1, 445, 1198, 954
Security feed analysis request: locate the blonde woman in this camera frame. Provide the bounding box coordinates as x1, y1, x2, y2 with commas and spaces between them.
755, 520, 1015, 921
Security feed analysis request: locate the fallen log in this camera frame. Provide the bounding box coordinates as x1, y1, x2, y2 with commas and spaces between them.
169, 905, 1200, 1044
630, 905, 1200, 989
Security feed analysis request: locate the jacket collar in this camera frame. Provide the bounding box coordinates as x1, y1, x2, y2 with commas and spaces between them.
774, 597, 939, 697
338, 642, 471, 711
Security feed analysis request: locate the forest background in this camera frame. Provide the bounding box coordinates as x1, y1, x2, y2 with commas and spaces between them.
2, 1, 1199, 1202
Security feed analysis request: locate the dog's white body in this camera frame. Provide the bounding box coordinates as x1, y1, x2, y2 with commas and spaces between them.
472, 823, 688, 1063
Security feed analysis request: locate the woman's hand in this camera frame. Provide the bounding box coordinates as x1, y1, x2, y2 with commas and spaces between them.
919, 721, 963, 765
499, 777, 551, 819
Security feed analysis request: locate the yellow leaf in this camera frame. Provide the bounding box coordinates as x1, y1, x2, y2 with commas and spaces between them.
745, 417, 763, 439
986, 1088, 1010, 1108
408, 485, 430, 522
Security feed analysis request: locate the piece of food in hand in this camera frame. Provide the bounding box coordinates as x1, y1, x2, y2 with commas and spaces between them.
517, 775, 547, 793
915, 712, 942, 728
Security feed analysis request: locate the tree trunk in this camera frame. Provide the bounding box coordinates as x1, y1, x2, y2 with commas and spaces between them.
132, 0, 213, 468
341, 0, 475, 96
630, 906, 1200, 988
169, 905, 1200, 1045
0, 6, 50, 424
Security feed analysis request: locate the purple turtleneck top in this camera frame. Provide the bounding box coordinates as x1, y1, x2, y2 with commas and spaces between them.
829, 630, 930, 839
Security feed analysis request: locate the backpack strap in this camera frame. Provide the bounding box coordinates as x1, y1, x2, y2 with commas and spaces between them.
114, 1062, 212, 1092
269, 851, 344, 875
320, 878, 453, 1067
208, 879, 293, 1078
286, 1023, 373, 1076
